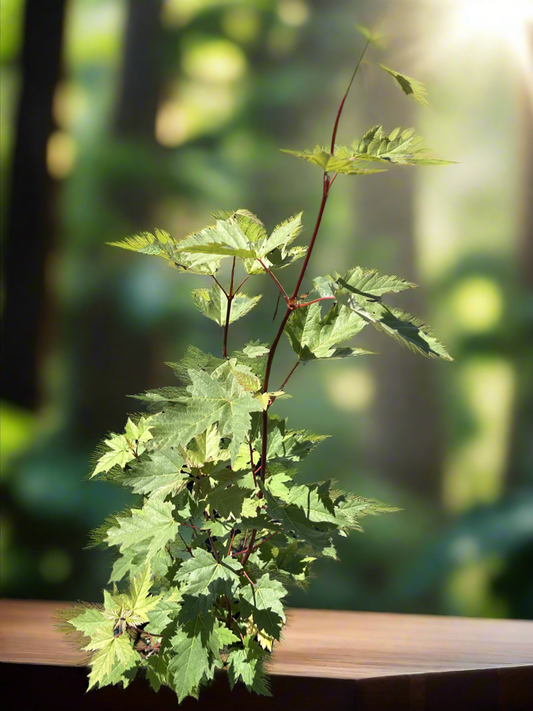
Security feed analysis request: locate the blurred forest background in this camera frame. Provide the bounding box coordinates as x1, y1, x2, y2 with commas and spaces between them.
1, 0, 532, 620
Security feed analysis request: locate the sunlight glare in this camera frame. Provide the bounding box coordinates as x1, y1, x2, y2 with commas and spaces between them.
450, 0, 533, 72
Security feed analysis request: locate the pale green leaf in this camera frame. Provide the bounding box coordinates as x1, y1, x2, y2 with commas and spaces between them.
192, 282, 261, 326
154, 364, 263, 465
378, 64, 431, 107
285, 302, 370, 360
281, 146, 388, 175
227, 636, 271, 696
355, 23, 388, 48
105, 499, 180, 560
240, 573, 287, 640
175, 548, 242, 619
91, 416, 153, 478
168, 615, 215, 702
108, 228, 220, 275
352, 125, 452, 166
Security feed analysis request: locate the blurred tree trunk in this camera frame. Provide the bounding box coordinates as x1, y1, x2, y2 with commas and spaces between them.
506, 46, 533, 487
359, 63, 444, 499
70, 0, 164, 438
0, 0, 67, 409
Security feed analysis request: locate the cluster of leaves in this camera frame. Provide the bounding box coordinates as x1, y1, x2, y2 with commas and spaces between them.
60, 26, 452, 704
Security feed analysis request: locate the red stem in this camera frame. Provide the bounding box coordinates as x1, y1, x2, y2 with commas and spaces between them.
241, 529, 256, 567
259, 174, 332, 485
233, 531, 279, 558
222, 258, 236, 358
329, 36, 372, 153
212, 275, 228, 298
259, 259, 289, 301
279, 361, 300, 391
226, 529, 236, 557
233, 274, 250, 295
249, 440, 258, 488
295, 296, 335, 309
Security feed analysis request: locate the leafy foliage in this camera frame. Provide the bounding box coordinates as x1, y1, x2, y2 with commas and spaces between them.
62, 31, 452, 705
377, 64, 431, 108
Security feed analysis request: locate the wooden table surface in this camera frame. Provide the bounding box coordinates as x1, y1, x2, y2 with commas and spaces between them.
1, 599, 532, 710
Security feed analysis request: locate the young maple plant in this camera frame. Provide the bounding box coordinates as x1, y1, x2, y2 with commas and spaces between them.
58, 29, 452, 703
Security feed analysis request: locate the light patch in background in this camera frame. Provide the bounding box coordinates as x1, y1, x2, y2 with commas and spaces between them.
445, 554, 508, 617
65, 0, 125, 67
156, 82, 239, 146
408, 0, 533, 106
277, 0, 310, 27
327, 367, 375, 412
53, 81, 88, 130
156, 100, 188, 147
222, 7, 260, 44
162, 0, 233, 27
0, 401, 35, 476
47, 131, 77, 179
450, 276, 504, 333
443, 358, 515, 513
182, 38, 247, 83
39, 547, 73, 585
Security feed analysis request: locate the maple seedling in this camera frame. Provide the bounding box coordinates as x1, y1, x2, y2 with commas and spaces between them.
57, 28, 452, 702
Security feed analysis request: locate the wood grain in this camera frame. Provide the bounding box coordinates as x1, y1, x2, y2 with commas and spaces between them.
1, 599, 532, 678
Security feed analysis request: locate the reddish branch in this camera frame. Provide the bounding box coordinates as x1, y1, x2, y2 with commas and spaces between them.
222, 258, 236, 358
232, 531, 278, 558
258, 36, 373, 488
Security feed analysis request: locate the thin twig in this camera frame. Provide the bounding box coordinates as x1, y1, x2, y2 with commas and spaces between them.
258, 259, 289, 301
222, 258, 236, 358
208, 532, 220, 563
178, 531, 193, 556
295, 296, 335, 309
233, 531, 279, 558
233, 274, 250, 295
241, 529, 257, 567
226, 529, 236, 558
212, 275, 228, 298
249, 440, 258, 488
330, 38, 372, 153
279, 361, 300, 392
241, 567, 256, 587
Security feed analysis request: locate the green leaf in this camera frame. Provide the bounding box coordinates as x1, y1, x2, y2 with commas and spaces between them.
227, 636, 271, 696
154, 362, 263, 465
91, 416, 153, 478
355, 23, 388, 48
175, 213, 303, 274
105, 499, 180, 560
108, 228, 220, 275
243, 343, 269, 359
316, 271, 452, 360
240, 573, 287, 640
334, 494, 401, 531
120, 448, 187, 498
192, 282, 261, 326
87, 635, 138, 690
146, 588, 182, 634
127, 564, 162, 623
175, 548, 242, 619
69, 605, 138, 690
206, 483, 257, 519
352, 125, 452, 166
168, 615, 216, 702
285, 302, 371, 361
281, 146, 388, 175
315, 266, 416, 298
284, 482, 339, 525
378, 64, 431, 108
260, 415, 329, 465
263, 490, 336, 557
